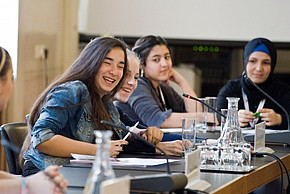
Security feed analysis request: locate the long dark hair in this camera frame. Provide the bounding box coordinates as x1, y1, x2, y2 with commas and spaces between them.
0, 46, 12, 80
20, 37, 128, 166
132, 35, 168, 67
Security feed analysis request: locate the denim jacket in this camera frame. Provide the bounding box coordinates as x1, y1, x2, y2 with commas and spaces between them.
24, 80, 97, 170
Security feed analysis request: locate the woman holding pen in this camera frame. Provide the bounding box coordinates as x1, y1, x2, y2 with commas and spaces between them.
20, 37, 130, 176
111, 49, 183, 156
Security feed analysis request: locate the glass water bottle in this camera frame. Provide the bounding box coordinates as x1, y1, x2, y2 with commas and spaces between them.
83, 130, 115, 194
219, 97, 244, 146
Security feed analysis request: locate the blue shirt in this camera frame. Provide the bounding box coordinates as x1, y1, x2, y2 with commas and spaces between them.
24, 81, 98, 170
115, 77, 186, 128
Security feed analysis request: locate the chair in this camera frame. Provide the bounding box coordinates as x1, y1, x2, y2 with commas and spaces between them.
0, 122, 28, 175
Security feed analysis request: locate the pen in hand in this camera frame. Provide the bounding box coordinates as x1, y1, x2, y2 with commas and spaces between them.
122, 121, 139, 140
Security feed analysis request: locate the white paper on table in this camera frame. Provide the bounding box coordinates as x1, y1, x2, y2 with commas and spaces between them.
70, 154, 180, 167
71, 153, 95, 160
110, 158, 180, 167
242, 128, 282, 135
160, 128, 182, 133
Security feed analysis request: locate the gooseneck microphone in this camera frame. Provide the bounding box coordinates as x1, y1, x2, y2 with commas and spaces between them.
182, 93, 226, 118
100, 120, 188, 192
243, 73, 290, 130
100, 120, 171, 174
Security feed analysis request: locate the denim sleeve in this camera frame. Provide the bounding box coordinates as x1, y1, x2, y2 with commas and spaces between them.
31, 81, 89, 148
127, 79, 172, 128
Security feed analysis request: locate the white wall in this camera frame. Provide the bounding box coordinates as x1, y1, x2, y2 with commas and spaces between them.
78, 0, 290, 42
0, 0, 19, 77
6, 0, 79, 123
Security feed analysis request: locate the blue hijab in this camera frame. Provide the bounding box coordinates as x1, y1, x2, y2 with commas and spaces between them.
240, 37, 278, 100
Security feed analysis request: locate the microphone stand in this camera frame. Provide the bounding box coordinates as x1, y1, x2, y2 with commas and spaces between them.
182, 93, 226, 118
100, 120, 171, 174
243, 74, 290, 130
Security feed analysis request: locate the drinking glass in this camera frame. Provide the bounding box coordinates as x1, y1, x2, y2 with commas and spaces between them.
182, 118, 196, 155
195, 98, 207, 132
242, 143, 252, 169
205, 97, 217, 131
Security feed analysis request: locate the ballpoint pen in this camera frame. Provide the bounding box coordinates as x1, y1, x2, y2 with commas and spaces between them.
122, 121, 139, 140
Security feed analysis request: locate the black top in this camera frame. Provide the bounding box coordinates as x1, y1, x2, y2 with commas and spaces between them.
217, 76, 290, 130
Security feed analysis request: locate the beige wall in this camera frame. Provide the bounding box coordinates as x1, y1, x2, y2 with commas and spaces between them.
6, 0, 79, 123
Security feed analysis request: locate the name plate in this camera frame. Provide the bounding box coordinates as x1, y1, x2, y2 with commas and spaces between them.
100, 175, 130, 194
254, 122, 266, 151
185, 148, 200, 175
185, 148, 211, 191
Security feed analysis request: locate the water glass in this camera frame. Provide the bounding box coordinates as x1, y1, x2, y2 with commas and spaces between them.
205, 97, 217, 131
182, 118, 196, 155
200, 146, 219, 167
242, 143, 252, 169
220, 146, 236, 170
195, 98, 207, 132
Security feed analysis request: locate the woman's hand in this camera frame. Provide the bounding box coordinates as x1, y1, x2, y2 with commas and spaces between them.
156, 140, 183, 156
258, 108, 282, 126
238, 109, 255, 127
164, 68, 185, 86
110, 140, 128, 157
26, 165, 68, 194
142, 126, 164, 144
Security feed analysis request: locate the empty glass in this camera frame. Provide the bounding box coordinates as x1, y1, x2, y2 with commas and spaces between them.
182, 118, 196, 155
205, 97, 217, 131
195, 98, 207, 132
200, 146, 219, 167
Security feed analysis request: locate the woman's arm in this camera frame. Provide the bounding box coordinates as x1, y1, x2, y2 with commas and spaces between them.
36, 134, 96, 157
155, 140, 183, 156
160, 112, 197, 128
36, 134, 128, 157
0, 171, 15, 179
0, 166, 67, 194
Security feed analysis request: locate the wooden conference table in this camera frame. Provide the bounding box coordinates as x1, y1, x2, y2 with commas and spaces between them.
59, 144, 290, 194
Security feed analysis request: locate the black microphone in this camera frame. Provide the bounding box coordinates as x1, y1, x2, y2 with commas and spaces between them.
100, 120, 188, 192
243, 73, 290, 130
182, 93, 226, 118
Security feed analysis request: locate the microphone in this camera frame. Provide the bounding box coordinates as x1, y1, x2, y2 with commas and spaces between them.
243, 73, 290, 130
100, 120, 188, 192
242, 73, 290, 144
182, 93, 226, 118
